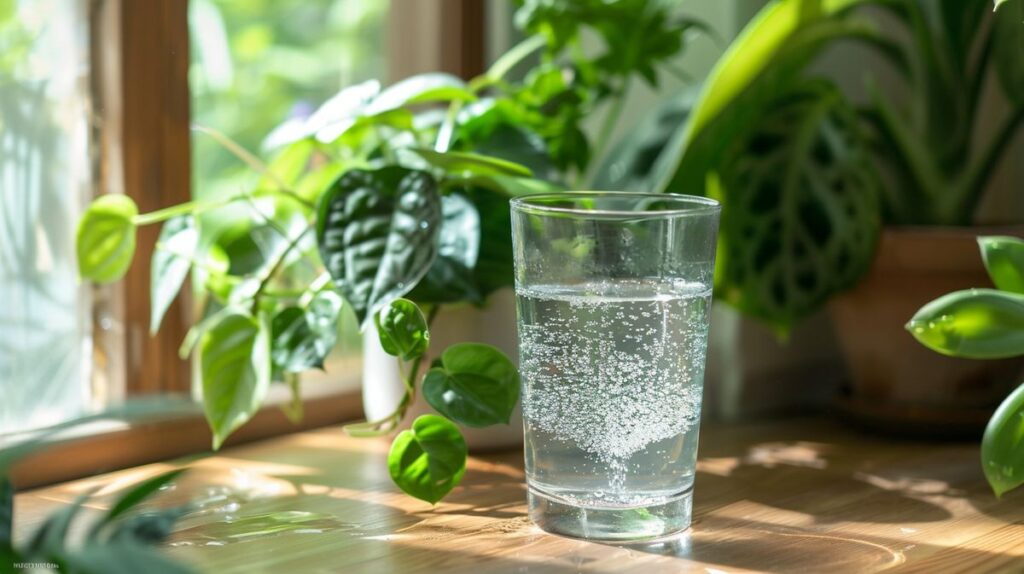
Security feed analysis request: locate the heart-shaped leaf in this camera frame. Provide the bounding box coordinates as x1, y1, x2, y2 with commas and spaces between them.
270, 290, 344, 373
150, 216, 198, 334
906, 288, 1024, 359
316, 167, 442, 326
980, 236, 1024, 294
388, 415, 467, 504
199, 312, 271, 449
423, 343, 519, 427
983, 382, 1024, 496
77, 194, 138, 283
375, 299, 430, 361
408, 193, 482, 304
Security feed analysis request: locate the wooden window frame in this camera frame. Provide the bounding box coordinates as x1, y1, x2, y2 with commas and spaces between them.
102, 0, 194, 396
11, 0, 487, 490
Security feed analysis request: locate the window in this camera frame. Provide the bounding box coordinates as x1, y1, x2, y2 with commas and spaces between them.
3, 0, 487, 485
187, 0, 392, 399
0, 0, 100, 434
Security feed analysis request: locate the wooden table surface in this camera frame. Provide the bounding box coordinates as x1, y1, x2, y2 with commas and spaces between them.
14, 417, 1024, 573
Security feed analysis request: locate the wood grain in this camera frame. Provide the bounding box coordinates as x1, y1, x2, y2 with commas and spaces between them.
118, 0, 193, 394
14, 418, 1024, 573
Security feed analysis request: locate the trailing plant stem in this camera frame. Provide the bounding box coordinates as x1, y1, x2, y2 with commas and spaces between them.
251, 223, 314, 315
343, 304, 442, 438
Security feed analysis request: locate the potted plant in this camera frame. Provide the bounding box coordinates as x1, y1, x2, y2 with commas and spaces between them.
602, 0, 1024, 432
74, 0, 702, 502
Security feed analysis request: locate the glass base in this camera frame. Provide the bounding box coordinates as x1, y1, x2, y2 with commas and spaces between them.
527, 486, 693, 542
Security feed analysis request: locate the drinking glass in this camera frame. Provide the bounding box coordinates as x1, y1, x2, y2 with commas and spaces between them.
510, 192, 720, 541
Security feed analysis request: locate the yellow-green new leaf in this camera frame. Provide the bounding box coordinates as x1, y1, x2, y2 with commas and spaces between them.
983, 383, 1024, 496
77, 195, 138, 283
199, 312, 271, 449
906, 288, 1024, 359
980, 236, 1024, 294
375, 299, 430, 361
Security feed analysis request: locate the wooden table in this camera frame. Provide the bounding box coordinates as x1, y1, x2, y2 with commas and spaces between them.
14, 418, 1024, 573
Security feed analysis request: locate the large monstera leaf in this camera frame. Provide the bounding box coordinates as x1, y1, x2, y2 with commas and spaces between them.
316, 167, 442, 325
714, 80, 880, 332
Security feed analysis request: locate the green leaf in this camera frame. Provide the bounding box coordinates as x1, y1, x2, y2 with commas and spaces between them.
907, 288, 1024, 359
410, 148, 533, 178
264, 80, 380, 148
451, 174, 563, 198
27, 488, 95, 554
150, 216, 198, 334
315, 167, 442, 326
457, 111, 554, 178
714, 80, 881, 330
281, 373, 303, 424
980, 236, 1024, 294
652, 0, 871, 196
270, 290, 343, 373
375, 299, 430, 361
90, 469, 187, 540
996, 0, 1011, 9
256, 139, 316, 193
464, 187, 515, 298
366, 73, 476, 116
104, 507, 191, 545
591, 90, 696, 191
683, 0, 858, 149
983, 382, 1024, 496
77, 194, 138, 283
388, 415, 467, 504
408, 193, 482, 305
296, 162, 345, 204
993, 0, 1024, 106
422, 343, 520, 427
199, 312, 271, 449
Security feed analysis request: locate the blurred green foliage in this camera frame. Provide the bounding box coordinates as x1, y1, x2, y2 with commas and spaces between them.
190, 0, 388, 200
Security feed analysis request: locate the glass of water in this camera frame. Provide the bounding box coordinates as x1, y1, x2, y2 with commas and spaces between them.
510, 192, 720, 541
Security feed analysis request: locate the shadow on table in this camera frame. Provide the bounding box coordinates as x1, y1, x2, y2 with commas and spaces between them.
694, 460, 954, 524
615, 512, 1024, 573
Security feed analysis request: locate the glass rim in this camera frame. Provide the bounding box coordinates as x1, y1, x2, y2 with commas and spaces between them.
510, 191, 721, 218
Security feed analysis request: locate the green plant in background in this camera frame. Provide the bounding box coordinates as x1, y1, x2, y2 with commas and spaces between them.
908, 236, 1024, 496
75, 0, 702, 504
601, 0, 1024, 333
1, 402, 196, 573
189, 0, 389, 200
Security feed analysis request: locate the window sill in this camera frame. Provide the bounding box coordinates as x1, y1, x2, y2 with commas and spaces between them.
9, 386, 364, 490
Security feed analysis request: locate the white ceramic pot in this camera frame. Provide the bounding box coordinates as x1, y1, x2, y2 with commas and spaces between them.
362, 289, 524, 451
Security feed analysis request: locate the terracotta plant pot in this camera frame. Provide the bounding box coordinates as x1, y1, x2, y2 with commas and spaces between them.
362, 289, 523, 451
829, 227, 1024, 437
